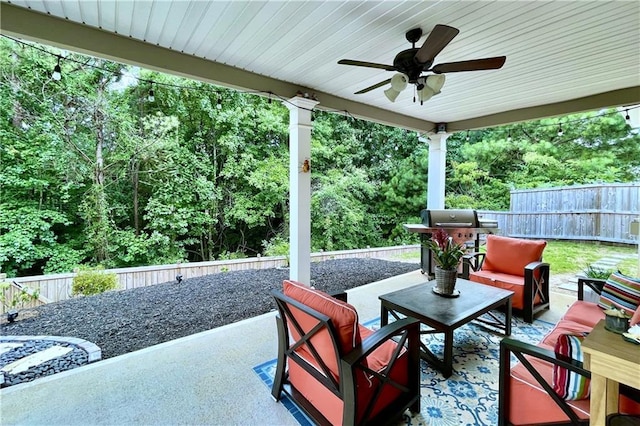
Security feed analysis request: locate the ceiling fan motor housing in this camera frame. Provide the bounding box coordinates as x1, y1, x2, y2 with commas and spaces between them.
393, 49, 429, 83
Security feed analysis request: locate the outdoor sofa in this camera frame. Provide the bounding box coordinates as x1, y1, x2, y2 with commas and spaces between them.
498, 273, 640, 425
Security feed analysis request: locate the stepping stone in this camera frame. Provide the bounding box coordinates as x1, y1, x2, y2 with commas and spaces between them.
1, 345, 73, 375
0, 343, 23, 356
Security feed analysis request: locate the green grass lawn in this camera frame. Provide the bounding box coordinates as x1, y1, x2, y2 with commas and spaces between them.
392, 240, 639, 277
544, 241, 638, 276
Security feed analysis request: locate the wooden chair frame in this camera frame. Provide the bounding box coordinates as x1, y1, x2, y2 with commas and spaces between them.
271, 290, 421, 426
462, 252, 550, 323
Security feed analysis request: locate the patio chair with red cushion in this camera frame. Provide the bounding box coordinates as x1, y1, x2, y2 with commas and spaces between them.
271, 280, 421, 426
462, 234, 550, 323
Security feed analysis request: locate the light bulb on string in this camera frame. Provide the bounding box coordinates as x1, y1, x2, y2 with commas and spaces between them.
148, 85, 155, 102
216, 96, 222, 110
466, 131, 470, 141
52, 56, 62, 81
557, 123, 563, 136
507, 130, 512, 142
625, 109, 630, 121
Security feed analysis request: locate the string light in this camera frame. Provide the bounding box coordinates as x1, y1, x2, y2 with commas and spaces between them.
51, 56, 62, 81
625, 109, 630, 121
557, 123, 563, 136
3, 34, 639, 131
507, 130, 512, 142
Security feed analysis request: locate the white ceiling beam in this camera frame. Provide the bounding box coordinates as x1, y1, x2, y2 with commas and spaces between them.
450, 87, 640, 132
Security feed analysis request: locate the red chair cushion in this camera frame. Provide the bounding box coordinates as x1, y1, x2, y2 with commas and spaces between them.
540, 317, 594, 349
469, 270, 540, 310
283, 280, 360, 352
481, 235, 546, 276
283, 280, 360, 377
559, 300, 605, 329
509, 359, 590, 425
508, 353, 640, 425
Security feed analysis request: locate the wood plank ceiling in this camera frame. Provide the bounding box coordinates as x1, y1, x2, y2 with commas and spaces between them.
1, 0, 639, 133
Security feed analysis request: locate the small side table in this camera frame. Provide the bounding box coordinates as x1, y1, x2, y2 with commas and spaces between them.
582, 320, 640, 425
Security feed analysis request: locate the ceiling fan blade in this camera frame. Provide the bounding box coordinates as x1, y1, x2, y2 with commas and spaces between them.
431, 56, 506, 73
354, 78, 392, 94
338, 59, 396, 71
414, 24, 459, 64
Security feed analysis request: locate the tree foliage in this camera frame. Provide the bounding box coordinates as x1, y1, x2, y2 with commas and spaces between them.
1, 37, 638, 276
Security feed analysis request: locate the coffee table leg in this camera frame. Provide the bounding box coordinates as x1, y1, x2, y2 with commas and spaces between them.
381, 305, 389, 327
505, 298, 512, 336
443, 330, 454, 378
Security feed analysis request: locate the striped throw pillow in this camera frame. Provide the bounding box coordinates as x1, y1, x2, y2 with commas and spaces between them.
552, 333, 590, 400
597, 272, 640, 316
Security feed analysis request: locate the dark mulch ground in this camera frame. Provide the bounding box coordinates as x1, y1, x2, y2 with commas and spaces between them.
1, 258, 418, 360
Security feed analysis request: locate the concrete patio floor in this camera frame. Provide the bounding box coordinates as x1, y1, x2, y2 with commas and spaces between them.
0, 269, 575, 425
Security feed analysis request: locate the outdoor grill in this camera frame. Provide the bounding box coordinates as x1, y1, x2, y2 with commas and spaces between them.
404, 209, 498, 276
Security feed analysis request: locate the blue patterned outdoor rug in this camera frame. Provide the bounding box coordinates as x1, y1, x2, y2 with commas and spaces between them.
253, 314, 554, 426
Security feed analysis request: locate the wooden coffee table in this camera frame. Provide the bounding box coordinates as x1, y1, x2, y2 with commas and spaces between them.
379, 278, 513, 378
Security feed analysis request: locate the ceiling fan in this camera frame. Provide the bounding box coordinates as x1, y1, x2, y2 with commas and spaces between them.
338, 25, 506, 104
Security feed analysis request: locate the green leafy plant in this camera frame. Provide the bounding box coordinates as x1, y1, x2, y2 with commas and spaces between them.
423, 229, 465, 271
584, 264, 614, 280
0, 281, 40, 312
72, 266, 118, 296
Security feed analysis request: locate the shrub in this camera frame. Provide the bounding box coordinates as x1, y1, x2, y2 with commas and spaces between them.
263, 236, 289, 257
263, 236, 290, 266
72, 267, 118, 296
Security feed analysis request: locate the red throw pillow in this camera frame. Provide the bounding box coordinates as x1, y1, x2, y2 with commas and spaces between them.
552, 333, 590, 400
482, 235, 546, 276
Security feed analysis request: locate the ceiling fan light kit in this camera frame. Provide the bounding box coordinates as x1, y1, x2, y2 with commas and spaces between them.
426, 75, 445, 93
339, 24, 506, 104
390, 73, 409, 91
384, 86, 402, 102
417, 86, 435, 103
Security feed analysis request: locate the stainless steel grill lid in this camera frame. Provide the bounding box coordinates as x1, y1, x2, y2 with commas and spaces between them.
421, 209, 479, 228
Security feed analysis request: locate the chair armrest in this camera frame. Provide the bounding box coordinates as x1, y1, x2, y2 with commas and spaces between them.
342, 318, 420, 366
524, 260, 549, 272
577, 277, 606, 301
501, 337, 587, 374
462, 252, 485, 278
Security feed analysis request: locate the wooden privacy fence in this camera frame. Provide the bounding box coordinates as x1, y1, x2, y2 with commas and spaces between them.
7, 245, 420, 306
478, 183, 640, 243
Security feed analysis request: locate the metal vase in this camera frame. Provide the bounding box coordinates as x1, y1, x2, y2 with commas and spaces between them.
435, 267, 457, 295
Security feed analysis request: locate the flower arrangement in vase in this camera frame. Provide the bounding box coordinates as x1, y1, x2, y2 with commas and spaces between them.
423, 228, 465, 295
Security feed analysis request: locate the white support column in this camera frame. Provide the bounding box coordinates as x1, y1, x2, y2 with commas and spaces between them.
420, 132, 450, 209
286, 96, 319, 285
